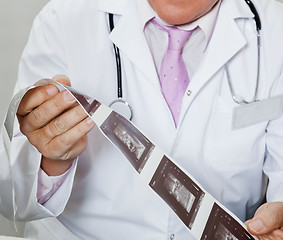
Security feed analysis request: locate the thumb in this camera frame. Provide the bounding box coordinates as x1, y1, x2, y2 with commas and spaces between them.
52, 74, 71, 87
247, 202, 283, 236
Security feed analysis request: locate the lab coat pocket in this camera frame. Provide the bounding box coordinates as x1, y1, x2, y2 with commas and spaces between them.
203, 96, 265, 171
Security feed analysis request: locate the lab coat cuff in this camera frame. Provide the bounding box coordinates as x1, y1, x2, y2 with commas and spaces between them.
40, 158, 78, 216
37, 162, 74, 204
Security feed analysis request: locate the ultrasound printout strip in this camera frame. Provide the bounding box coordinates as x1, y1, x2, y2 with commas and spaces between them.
3, 79, 258, 240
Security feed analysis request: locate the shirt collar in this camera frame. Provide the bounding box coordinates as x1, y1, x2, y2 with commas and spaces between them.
136, 0, 222, 47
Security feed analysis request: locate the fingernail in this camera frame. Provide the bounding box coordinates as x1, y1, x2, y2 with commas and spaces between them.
52, 74, 70, 82
63, 90, 75, 103
46, 86, 58, 96
249, 219, 265, 233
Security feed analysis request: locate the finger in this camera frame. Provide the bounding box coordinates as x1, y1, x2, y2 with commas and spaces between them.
257, 228, 283, 240
52, 74, 71, 87
17, 85, 59, 117
34, 104, 88, 142
244, 219, 252, 227
272, 228, 283, 239
18, 75, 70, 117
60, 135, 88, 161
247, 202, 283, 236
22, 90, 77, 133
42, 117, 95, 160
257, 234, 270, 240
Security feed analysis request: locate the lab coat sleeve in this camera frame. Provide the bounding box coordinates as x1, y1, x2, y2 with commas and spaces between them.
264, 71, 283, 202
39, 160, 78, 216
0, 0, 76, 221
37, 164, 74, 205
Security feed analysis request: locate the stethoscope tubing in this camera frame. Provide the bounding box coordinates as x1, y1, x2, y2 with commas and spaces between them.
109, 13, 123, 99
108, 13, 133, 120
226, 0, 261, 104
244, 0, 261, 31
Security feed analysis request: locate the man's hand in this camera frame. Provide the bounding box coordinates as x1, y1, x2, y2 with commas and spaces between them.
245, 202, 283, 240
17, 75, 95, 176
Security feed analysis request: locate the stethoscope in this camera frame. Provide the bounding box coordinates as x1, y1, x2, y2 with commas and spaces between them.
108, 0, 262, 120
108, 13, 133, 120
226, 0, 262, 105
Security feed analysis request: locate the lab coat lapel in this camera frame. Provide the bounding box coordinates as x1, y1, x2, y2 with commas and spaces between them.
179, 0, 254, 124
98, 0, 160, 91
205, 1, 253, 74
190, 0, 254, 93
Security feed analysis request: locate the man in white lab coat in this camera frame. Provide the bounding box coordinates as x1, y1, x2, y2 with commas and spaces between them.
0, 0, 283, 239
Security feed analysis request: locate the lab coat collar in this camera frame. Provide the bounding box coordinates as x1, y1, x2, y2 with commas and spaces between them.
188, 0, 254, 85
96, 0, 129, 15
136, 0, 222, 52
96, 0, 160, 91
96, 0, 254, 26
226, 0, 255, 20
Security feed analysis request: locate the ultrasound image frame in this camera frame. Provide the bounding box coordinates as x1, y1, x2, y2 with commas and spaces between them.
201, 203, 255, 240
150, 156, 205, 229
100, 112, 155, 172
65, 86, 101, 116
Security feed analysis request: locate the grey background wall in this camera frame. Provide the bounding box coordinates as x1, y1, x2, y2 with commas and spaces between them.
0, 0, 49, 124
0, 0, 283, 237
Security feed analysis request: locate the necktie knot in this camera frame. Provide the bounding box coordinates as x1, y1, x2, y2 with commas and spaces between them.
151, 18, 193, 51
167, 27, 193, 51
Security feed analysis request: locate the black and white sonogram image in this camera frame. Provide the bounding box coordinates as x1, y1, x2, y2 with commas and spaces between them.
201, 203, 255, 240
100, 112, 155, 173
150, 156, 205, 229
64, 86, 101, 116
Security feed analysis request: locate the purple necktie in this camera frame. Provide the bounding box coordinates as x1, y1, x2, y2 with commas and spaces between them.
152, 18, 193, 127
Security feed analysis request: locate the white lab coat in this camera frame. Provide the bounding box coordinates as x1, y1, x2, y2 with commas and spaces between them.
0, 0, 283, 239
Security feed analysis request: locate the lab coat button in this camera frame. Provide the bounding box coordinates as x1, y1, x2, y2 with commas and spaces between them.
187, 90, 192, 96
170, 234, 175, 240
